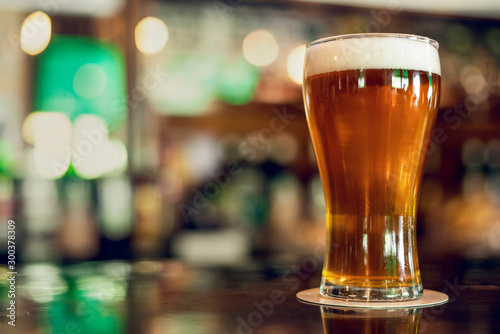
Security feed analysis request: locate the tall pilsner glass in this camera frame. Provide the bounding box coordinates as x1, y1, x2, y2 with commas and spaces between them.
303, 34, 440, 301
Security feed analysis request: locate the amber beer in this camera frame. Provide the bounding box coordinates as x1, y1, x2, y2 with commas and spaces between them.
303, 34, 441, 300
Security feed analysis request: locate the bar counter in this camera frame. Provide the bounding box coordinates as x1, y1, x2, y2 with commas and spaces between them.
1, 257, 499, 333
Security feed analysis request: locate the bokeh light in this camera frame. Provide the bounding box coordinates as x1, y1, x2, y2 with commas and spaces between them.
459, 65, 490, 102
21, 11, 52, 56
242, 30, 279, 67
287, 44, 306, 85
216, 55, 260, 105
105, 139, 128, 175
24, 264, 67, 304
73, 63, 108, 98
135, 17, 169, 55
76, 275, 127, 302
22, 112, 72, 179
32, 147, 67, 179
22, 112, 72, 147
71, 114, 127, 179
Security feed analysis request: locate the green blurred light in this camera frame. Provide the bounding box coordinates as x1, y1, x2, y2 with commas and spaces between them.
46, 270, 125, 334
0, 139, 15, 176
153, 53, 260, 115
444, 24, 473, 56
76, 275, 126, 302
153, 55, 217, 116
48, 297, 123, 334
216, 56, 260, 105
486, 28, 500, 57
34, 35, 127, 130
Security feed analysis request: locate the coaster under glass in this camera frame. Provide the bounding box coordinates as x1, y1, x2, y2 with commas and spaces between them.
297, 288, 448, 309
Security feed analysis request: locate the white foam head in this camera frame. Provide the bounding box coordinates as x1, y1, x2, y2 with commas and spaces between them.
305, 35, 441, 77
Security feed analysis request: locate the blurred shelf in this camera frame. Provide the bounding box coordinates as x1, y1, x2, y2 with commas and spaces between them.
436, 118, 500, 147
159, 102, 309, 136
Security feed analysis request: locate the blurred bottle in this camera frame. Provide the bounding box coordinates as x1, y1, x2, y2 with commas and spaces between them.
172, 165, 262, 265
21, 177, 62, 262
435, 138, 500, 259
268, 132, 299, 166
485, 139, 500, 202
267, 171, 302, 252
59, 180, 99, 261
461, 138, 486, 198
97, 176, 133, 260
131, 183, 163, 258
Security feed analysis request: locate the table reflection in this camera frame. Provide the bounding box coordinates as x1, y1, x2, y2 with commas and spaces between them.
10, 260, 205, 334
3, 260, 497, 333
321, 306, 422, 334
23, 262, 130, 333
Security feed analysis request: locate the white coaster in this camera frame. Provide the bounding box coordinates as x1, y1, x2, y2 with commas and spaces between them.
297, 288, 448, 309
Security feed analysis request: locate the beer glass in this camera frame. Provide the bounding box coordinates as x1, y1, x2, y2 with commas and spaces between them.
303, 34, 440, 301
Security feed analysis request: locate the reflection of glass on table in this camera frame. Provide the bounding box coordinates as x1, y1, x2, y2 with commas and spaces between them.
321, 306, 422, 334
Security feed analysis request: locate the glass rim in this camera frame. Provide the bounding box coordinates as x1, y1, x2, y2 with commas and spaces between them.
307, 33, 439, 50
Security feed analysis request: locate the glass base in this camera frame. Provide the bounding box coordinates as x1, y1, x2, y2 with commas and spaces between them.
297, 287, 448, 308
320, 280, 423, 302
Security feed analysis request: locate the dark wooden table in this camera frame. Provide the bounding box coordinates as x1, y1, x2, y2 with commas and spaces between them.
2, 256, 499, 333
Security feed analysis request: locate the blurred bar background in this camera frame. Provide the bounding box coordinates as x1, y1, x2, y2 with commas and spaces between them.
0, 0, 500, 306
